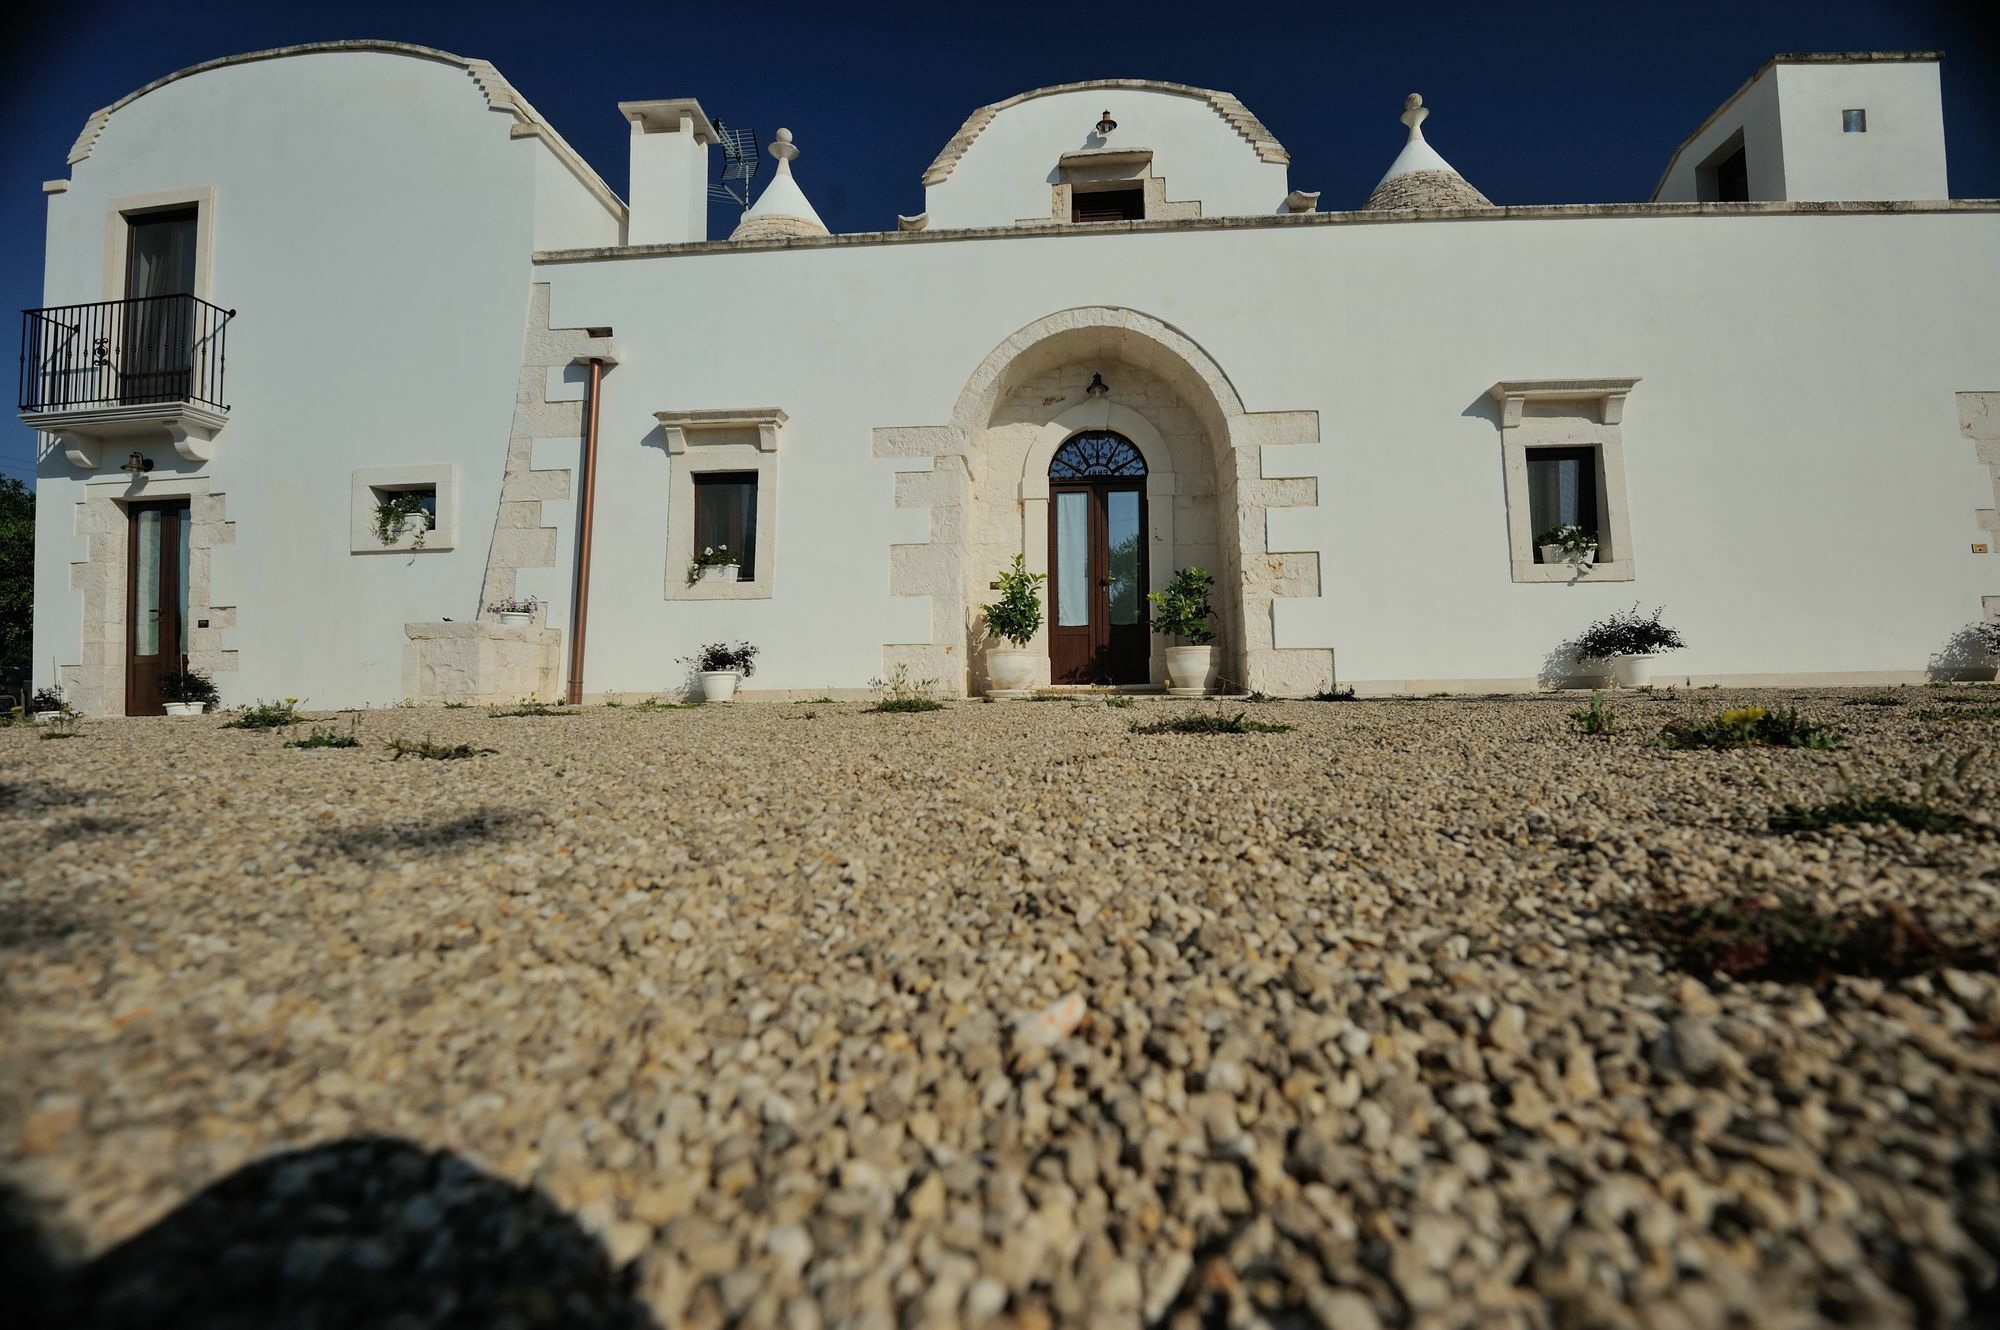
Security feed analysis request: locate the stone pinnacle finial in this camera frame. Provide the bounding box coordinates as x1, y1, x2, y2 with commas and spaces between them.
1401, 93, 1429, 138
770, 127, 799, 166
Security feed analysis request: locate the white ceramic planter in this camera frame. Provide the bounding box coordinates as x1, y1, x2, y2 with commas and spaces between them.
699, 670, 740, 702
1165, 644, 1215, 695
1540, 544, 1598, 568
498, 611, 532, 627
31, 710, 62, 725
699, 563, 741, 584
985, 646, 1039, 694
163, 701, 205, 717
1608, 654, 1658, 688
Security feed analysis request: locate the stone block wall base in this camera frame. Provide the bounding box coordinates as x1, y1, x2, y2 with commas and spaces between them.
403, 622, 560, 705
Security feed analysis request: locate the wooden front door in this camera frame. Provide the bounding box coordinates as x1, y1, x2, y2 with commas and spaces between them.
126, 500, 191, 716
1048, 481, 1149, 684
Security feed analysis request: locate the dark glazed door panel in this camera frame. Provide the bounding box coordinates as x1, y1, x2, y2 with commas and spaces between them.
1047, 483, 1148, 684
126, 499, 190, 716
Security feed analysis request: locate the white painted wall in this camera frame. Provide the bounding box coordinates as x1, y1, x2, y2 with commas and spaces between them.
924, 87, 1292, 228
31, 47, 597, 709
1654, 58, 1947, 203
1773, 62, 1948, 201
537, 209, 2000, 695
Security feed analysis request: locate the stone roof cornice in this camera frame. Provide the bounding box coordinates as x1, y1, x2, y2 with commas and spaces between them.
535, 197, 1999, 264
62, 39, 626, 224
922, 79, 1289, 187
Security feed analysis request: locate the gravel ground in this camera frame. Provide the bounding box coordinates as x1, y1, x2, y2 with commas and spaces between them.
3, 687, 1999, 1329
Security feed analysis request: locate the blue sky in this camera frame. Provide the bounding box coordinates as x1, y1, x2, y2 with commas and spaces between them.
4, 0, 1996, 487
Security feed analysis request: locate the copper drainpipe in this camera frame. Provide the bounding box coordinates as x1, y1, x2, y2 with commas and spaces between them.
565, 356, 605, 705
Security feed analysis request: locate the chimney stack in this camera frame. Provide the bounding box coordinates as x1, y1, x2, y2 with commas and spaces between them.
618, 99, 717, 245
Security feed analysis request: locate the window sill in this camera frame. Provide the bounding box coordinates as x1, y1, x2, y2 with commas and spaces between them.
667, 577, 772, 601
1512, 558, 1634, 583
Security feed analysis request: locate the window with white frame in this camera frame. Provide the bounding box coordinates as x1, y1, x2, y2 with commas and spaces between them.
1486, 380, 1639, 583
657, 409, 784, 600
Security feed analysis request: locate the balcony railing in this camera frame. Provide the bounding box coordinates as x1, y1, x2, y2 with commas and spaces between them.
19, 295, 234, 414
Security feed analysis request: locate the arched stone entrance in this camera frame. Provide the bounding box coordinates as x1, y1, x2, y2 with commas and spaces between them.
873, 306, 1331, 696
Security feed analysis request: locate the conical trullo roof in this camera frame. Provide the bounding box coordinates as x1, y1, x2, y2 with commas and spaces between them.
1362, 94, 1493, 211
730, 129, 830, 241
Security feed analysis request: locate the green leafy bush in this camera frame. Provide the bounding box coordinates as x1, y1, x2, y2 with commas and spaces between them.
867, 664, 944, 713
980, 555, 1047, 647
1659, 705, 1837, 750
1147, 567, 1215, 644
157, 667, 220, 710
286, 723, 361, 750
1574, 604, 1686, 660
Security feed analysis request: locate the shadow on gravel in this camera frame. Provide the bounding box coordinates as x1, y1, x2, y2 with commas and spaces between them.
317, 809, 529, 863
7, 1135, 657, 1329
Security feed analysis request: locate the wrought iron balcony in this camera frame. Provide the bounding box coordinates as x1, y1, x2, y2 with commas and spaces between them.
18, 295, 236, 466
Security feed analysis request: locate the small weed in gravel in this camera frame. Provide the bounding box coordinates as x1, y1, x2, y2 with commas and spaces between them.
629, 697, 694, 712
1844, 694, 1905, 707
443, 701, 469, 709
1659, 705, 1837, 751
39, 715, 84, 741
1104, 696, 1134, 709
486, 696, 567, 718
1918, 703, 2000, 722
286, 722, 361, 751
1309, 685, 1359, 702
225, 700, 302, 730
1636, 891, 1989, 984
869, 697, 946, 713
385, 736, 494, 761
1572, 693, 1616, 737
1773, 751, 1981, 835
1130, 711, 1292, 736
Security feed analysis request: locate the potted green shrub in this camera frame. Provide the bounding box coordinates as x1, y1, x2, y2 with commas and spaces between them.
486, 595, 539, 628
979, 555, 1046, 695
1148, 566, 1216, 695
1574, 604, 1686, 688
28, 685, 68, 724
374, 493, 433, 549
157, 666, 220, 717
688, 545, 740, 585
1537, 523, 1598, 572
685, 641, 758, 702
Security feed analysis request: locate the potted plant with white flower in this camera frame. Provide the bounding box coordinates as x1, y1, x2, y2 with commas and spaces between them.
1537, 523, 1598, 573
685, 640, 758, 703
980, 555, 1046, 695
1148, 567, 1217, 695
688, 545, 740, 585
373, 493, 433, 549
487, 596, 539, 627
1573, 604, 1686, 688
157, 666, 220, 716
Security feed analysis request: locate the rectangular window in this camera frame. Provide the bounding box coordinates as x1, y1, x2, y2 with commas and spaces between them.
1072, 187, 1145, 222
1526, 446, 1601, 561
1842, 109, 1867, 133
693, 472, 758, 579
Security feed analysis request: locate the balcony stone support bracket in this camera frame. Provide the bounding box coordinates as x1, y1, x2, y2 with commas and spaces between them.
23, 401, 229, 469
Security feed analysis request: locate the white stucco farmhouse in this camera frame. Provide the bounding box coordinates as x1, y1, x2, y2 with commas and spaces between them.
22, 41, 2000, 711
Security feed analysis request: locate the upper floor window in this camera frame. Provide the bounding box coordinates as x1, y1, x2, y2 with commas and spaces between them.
1842, 109, 1868, 133
1072, 186, 1145, 222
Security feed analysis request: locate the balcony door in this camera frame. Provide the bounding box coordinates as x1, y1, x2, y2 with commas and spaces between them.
125, 500, 191, 716
122, 207, 198, 404
1047, 433, 1149, 685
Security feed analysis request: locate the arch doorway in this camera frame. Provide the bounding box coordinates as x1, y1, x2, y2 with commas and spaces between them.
1047, 431, 1149, 684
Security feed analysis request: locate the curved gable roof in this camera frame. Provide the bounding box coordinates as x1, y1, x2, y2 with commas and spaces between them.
64, 39, 625, 223
923, 79, 1289, 187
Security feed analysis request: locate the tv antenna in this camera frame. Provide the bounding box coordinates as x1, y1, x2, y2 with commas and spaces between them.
708, 119, 761, 213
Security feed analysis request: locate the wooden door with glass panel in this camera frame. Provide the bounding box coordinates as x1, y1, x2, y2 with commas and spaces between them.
1046, 432, 1149, 685
125, 499, 191, 716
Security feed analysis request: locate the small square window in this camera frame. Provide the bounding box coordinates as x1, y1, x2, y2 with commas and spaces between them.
693, 472, 758, 579
1843, 109, 1867, 133
1525, 447, 1600, 561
